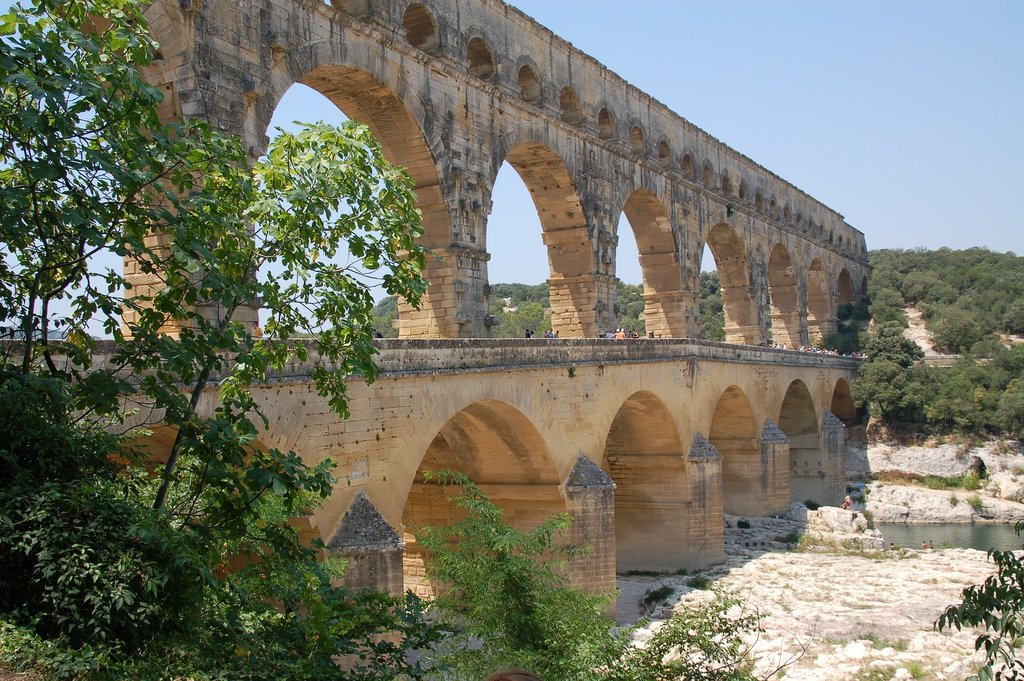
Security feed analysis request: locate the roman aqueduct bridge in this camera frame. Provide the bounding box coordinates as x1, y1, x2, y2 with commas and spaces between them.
135, 0, 870, 595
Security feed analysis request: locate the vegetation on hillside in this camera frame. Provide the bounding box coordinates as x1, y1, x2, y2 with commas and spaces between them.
853, 248, 1024, 438
869, 248, 1024, 353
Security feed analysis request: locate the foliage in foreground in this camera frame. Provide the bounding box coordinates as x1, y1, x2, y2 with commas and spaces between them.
417, 472, 763, 681
938, 521, 1024, 681
0, 0, 438, 676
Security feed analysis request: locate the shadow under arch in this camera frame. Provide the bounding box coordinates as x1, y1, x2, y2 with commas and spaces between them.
830, 377, 857, 426
767, 243, 801, 348
494, 140, 598, 337
619, 189, 687, 338
704, 224, 758, 345
778, 379, 824, 505
401, 399, 564, 598
253, 47, 455, 338
806, 258, 831, 344
837, 268, 856, 307
601, 390, 692, 572
708, 385, 761, 515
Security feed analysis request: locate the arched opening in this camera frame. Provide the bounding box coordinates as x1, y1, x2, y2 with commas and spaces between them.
517, 64, 541, 103
467, 36, 496, 80
402, 3, 439, 52
721, 172, 733, 196
657, 139, 671, 167
490, 142, 595, 337
754, 192, 764, 213
783, 206, 791, 222
778, 380, 821, 505
767, 244, 800, 348
401, 400, 562, 598
702, 160, 715, 188
837, 269, 856, 306
709, 386, 760, 516
619, 189, 684, 338
290, 68, 452, 337
560, 86, 582, 125
703, 224, 757, 344
682, 153, 694, 179
629, 125, 646, 156
806, 258, 830, 345
602, 391, 690, 572
830, 378, 857, 426
860, 276, 869, 298
598, 107, 615, 139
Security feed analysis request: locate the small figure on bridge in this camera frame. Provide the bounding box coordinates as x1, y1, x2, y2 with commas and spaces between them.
251, 320, 263, 339
841, 494, 852, 510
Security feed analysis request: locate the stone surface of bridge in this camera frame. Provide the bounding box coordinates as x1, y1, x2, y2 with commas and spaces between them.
139, 0, 869, 345
181, 339, 859, 596
134, 0, 869, 597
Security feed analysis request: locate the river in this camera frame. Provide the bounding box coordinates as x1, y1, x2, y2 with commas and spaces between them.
876, 521, 1022, 551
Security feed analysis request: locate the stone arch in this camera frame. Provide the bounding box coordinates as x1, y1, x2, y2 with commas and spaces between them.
703, 224, 758, 344
708, 386, 760, 516
721, 172, 733, 196
738, 180, 748, 201
754, 191, 764, 213
836, 268, 856, 307
517, 63, 541, 103
620, 188, 686, 337
630, 124, 647, 156
402, 3, 439, 52
602, 391, 689, 571
767, 244, 800, 348
657, 138, 672, 167
701, 160, 715, 188
260, 51, 454, 338
860, 276, 869, 297
560, 86, 583, 125
598, 107, 615, 139
497, 140, 597, 337
401, 400, 563, 598
778, 380, 821, 504
806, 258, 831, 345
830, 378, 857, 426
681, 153, 694, 179
467, 36, 496, 80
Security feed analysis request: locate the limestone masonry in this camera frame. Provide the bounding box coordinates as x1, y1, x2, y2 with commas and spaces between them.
134, 0, 868, 597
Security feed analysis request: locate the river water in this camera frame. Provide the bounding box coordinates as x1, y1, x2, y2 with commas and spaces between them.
876, 522, 1023, 551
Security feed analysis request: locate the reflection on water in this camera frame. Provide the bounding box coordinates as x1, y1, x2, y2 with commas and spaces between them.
877, 522, 1023, 552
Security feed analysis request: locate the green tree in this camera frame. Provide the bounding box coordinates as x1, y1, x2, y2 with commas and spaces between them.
699, 271, 726, 341
417, 473, 763, 681
0, 0, 437, 675
938, 522, 1024, 681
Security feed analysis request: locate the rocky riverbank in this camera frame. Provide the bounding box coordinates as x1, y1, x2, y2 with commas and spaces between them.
849, 439, 1024, 524
619, 506, 998, 680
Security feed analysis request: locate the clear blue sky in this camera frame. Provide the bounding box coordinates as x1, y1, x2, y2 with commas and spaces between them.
269, 0, 1023, 286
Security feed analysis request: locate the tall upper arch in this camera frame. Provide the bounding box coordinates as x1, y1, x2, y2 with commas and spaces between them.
806, 257, 831, 344
767, 243, 800, 347
703, 224, 758, 344
619, 188, 686, 337
490, 136, 596, 337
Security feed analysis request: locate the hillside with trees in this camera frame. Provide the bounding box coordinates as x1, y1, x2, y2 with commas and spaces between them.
853, 248, 1024, 438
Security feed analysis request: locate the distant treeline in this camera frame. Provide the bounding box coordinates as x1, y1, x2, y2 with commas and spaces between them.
853, 247, 1024, 438
372, 272, 726, 340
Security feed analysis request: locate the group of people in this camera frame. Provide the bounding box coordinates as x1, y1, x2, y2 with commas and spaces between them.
523, 329, 560, 338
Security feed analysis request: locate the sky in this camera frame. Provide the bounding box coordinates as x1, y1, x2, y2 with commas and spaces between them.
267, 0, 1023, 287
